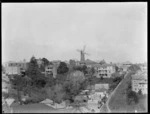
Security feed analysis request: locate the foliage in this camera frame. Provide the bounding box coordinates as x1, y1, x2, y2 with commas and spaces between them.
113, 77, 122, 83
138, 89, 142, 95
127, 90, 139, 105
73, 65, 88, 75
128, 64, 141, 72
67, 71, 85, 84
69, 59, 76, 67
112, 72, 120, 78
10, 75, 30, 104
63, 71, 86, 102
115, 65, 119, 72
26, 56, 41, 81
42, 58, 50, 66
26, 88, 47, 104
57, 62, 69, 74
46, 84, 65, 104
99, 59, 106, 65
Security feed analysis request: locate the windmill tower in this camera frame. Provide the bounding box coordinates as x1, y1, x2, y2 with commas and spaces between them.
77, 45, 89, 65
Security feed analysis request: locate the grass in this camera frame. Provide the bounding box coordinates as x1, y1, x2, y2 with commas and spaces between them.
108, 71, 147, 113
100, 104, 108, 113
11, 103, 56, 113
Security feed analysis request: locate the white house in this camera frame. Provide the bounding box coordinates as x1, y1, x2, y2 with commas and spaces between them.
45, 64, 58, 78
131, 71, 147, 94
4, 60, 28, 75
2, 73, 10, 93
93, 64, 116, 78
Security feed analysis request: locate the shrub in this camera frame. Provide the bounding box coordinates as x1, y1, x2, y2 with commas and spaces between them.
126, 90, 139, 105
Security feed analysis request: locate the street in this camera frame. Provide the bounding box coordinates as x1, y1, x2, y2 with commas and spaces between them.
100, 71, 129, 113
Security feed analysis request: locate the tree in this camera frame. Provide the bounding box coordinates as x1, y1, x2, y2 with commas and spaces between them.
113, 77, 122, 83
42, 58, 50, 66
115, 65, 119, 72
82, 65, 88, 74
138, 89, 142, 95
10, 75, 26, 105
69, 59, 76, 67
99, 59, 106, 65
63, 71, 86, 102
127, 90, 139, 105
128, 64, 141, 73
46, 84, 65, 104
91, 67, 95, 75
26, 56, 41, 83
73, 65, 88, 75
57, 62, 69, 74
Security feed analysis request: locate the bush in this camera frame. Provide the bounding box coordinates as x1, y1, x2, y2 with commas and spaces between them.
126, 90, 139, 105
57, 62, 69, 74
113, 77, 122, 83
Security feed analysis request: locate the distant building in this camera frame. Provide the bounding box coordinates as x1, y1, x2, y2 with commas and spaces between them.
4, 60, 28, 75
45, 63, 58, 78
88, 84, 109, 104
131, 71, 147, 94
2, 73, 10, 93
139, 63, 147, 72
122, 61, 132, 67
93, 64, 116, 78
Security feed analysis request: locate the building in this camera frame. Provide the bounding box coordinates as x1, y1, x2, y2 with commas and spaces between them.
93, 64, 116, 78
131, 71, 147, 94
139, 63, 147, 72
2, 73, 10, 93
45, 63, 58, 78
4, 60, 28, 75
122, 61, 132, 67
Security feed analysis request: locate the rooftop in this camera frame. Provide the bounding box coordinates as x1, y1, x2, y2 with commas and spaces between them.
131, 71, 147, 80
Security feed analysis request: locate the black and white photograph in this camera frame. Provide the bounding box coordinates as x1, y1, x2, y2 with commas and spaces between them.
2, 2, 147, 113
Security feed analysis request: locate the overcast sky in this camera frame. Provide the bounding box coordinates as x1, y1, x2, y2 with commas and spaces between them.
2, 3, 147, 63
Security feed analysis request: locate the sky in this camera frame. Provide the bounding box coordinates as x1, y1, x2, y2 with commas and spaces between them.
2, 3, 147, 63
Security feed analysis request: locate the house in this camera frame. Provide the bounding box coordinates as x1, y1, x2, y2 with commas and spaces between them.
93, 64, 116, 78
2, 73, 11, 93
139, 63, 147, 72
4, 60, 28, 75
116, 61, 132, 72
131, 71, 147, 94
45, 63, 58, 78
122, 61, 132, 67
88, 84, 109, 102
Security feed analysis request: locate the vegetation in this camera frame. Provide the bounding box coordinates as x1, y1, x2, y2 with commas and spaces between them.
73, 65, 88, 75
99, 59, 106, 65
126, 90, 139, 105
108, 71, 147, 112
46, 84, 65, 104
57, 62, 69, 74
128, 64, 141, 72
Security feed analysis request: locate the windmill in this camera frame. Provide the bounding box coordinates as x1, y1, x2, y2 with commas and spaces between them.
77, 45, 90, 64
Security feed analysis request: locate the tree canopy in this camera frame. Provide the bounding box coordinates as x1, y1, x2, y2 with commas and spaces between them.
128, 64, 141, 72
57, 62, 69, 74
99, 59, 106, 65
